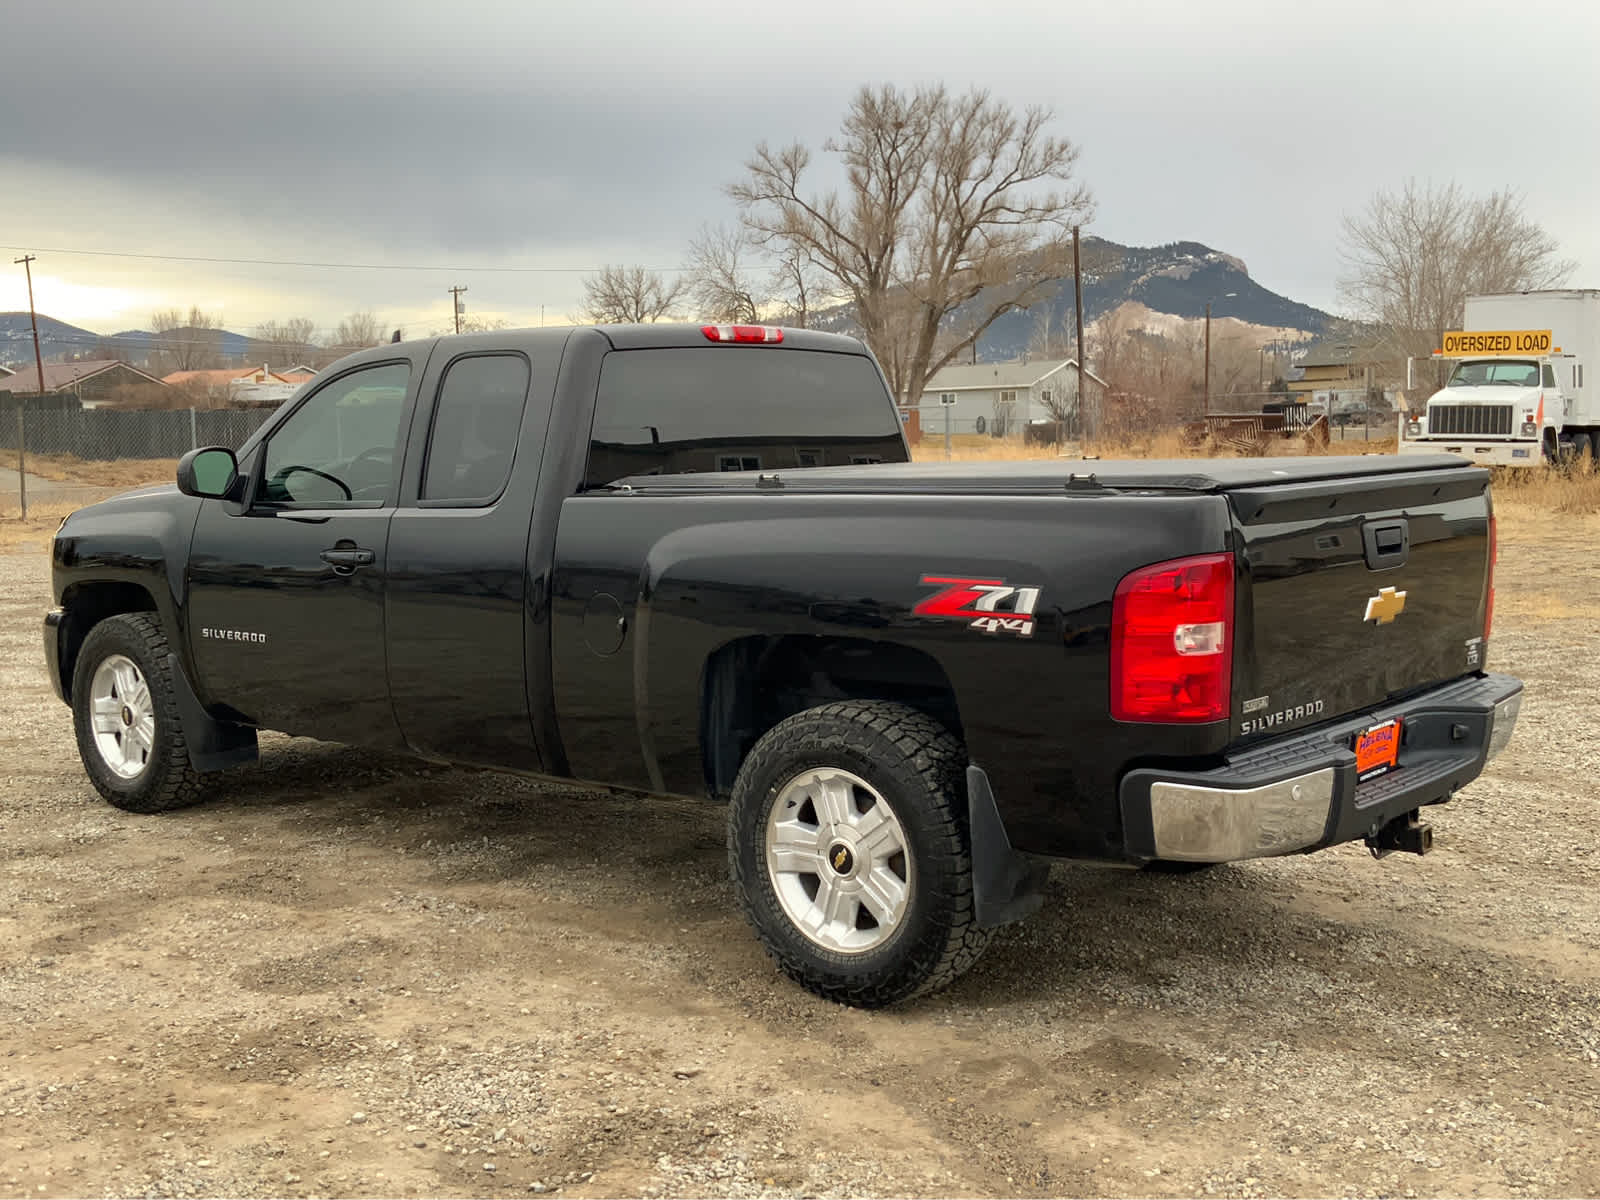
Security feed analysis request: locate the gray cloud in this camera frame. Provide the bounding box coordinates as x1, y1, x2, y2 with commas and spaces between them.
2, 0, 1595, 332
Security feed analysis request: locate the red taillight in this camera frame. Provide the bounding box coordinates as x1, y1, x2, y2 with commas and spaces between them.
701, 324, 784, 344
1111, 553, 1235, 723
1485, 515, 1496, 642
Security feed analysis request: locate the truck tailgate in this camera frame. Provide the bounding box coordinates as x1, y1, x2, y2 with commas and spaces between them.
1228, 465, 1492, 741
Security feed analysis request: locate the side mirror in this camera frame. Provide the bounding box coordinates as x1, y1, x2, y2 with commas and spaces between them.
177, 447, 239, 499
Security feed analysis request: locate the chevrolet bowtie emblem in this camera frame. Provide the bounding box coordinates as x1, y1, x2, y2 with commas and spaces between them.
1364, 586, 1408, 625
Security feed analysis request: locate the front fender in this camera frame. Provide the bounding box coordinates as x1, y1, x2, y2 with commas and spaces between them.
52, 487, 203, 691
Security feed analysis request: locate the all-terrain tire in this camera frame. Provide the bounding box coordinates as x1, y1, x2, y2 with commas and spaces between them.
71, 613, 205, 813
727, 700, 992, 1007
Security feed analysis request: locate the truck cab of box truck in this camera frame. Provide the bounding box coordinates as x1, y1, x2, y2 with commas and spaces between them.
1398, 290, 1597, 466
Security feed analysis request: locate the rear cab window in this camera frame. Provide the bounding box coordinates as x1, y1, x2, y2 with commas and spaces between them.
584, 347, 906, 490
420, 354, 531, 504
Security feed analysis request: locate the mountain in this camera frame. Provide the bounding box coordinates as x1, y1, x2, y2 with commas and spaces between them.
107, 327, 253, 361
0, 313, 258, 370
811, 237, 1335, 362
0, 312, 108, 364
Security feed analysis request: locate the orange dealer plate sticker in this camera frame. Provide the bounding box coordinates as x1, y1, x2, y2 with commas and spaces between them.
1354, 718, 1402, 782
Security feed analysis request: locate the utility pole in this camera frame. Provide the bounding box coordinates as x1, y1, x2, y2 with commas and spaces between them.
1072, 225, 1086, 440
13, 255, 45, 520
1202, 292, 1237, 418
448, 285, 468, 335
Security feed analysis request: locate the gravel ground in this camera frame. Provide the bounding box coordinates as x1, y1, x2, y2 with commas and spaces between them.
2, 511, 1598, 1199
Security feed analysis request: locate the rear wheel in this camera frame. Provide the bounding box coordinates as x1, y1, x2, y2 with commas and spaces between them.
71, 613, 203, 813
1574, 432, 1595, 464
728, 701, 991, 1007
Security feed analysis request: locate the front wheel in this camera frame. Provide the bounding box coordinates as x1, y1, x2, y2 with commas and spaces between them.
71, 613, 204, 813
727, 701, 991, 1007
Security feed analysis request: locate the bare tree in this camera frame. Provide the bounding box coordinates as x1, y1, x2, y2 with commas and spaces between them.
731, 84, 1093, 408
578, 265, 686, 324
326, 312, 385, 356
1338, 181, 1574, 384
150, 306, 225, 375
249, 317, 318, 368
685, 225, 764, 323
428, 315, 511, 336
769, 244, 825, 329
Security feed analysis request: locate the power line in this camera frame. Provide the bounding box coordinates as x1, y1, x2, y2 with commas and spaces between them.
0, 244, 688, 274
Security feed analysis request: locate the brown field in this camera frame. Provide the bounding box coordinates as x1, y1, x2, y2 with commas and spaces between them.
16, 454, 179, 489
910, 430, 1399, 463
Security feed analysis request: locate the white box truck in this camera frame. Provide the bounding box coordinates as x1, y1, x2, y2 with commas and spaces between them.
1398, 289, 1597, 466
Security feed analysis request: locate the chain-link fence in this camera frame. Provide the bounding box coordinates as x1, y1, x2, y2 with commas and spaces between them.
0, 402, 274, 519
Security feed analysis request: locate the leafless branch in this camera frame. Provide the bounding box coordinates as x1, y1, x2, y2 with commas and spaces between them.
578, 265, 687, 324
730, 83, 1091, 406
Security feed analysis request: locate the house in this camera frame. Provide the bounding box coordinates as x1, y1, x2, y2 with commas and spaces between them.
0, 359, 167, 407
914, 358, 1107, 438
162, 365, 303, 406
1288, 342, 1391, 404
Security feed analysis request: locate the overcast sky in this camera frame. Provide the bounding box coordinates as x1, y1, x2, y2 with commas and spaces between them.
1, 0, 1595, 342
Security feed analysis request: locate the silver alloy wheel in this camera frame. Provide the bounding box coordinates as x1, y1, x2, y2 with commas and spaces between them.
88, 654, 156, 780
764, 767, 913, 954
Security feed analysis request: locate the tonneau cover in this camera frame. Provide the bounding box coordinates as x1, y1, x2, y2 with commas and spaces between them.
610, 454, 1478, 495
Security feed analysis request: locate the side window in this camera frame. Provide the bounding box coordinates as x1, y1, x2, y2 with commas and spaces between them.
1543, 363, 1557, 389
261, 363, 409, 506
421, 355, 531, 503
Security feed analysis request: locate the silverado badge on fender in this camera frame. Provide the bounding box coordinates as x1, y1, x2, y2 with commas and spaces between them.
1363, 586, 1408, 625
914, 575, 1042, 637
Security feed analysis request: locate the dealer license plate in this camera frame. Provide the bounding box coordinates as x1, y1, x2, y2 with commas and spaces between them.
1354, 718, 1402, 782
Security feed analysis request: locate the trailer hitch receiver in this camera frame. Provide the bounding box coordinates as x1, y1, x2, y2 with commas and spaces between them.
1366, 810, 1433, 859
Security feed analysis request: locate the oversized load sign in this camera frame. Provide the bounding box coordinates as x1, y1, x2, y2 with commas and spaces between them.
1437, 330, 1556, 356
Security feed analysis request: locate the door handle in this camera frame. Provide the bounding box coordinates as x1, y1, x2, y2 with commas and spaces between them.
320, 546, 375, 574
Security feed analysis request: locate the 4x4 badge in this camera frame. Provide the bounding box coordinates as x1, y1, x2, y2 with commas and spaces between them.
1364, 586, 1407, 625
914, 575, 1042, 637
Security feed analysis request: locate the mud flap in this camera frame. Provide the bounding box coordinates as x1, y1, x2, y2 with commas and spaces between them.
165, 653, 258, 772
967, 764, 1049, 928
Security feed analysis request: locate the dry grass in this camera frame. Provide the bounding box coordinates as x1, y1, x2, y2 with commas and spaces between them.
0, 501, 78, 554
1490, 460, 1600, 517
19, 454, 178, 488
910, 430, 1399, 463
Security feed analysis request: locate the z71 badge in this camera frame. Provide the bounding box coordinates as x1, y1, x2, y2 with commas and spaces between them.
914, 575, 1042, 637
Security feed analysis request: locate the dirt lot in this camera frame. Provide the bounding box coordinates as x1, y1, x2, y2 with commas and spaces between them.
3, 507, 1599, 1199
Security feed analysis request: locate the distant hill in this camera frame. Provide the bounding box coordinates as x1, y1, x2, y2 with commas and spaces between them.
811, 237, 1335, 361
108, 326, 254, 361
0, 314, 256, 370
0, 312, 107, 364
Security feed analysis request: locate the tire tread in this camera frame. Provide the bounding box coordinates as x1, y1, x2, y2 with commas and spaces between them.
73, 613, 204, 814
728, 700, 992, 1007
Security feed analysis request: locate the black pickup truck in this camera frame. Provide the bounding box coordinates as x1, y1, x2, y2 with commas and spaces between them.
44, 323, 1522, 1005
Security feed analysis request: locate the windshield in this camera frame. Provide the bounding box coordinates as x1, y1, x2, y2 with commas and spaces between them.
1447, 360, 1540, 388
